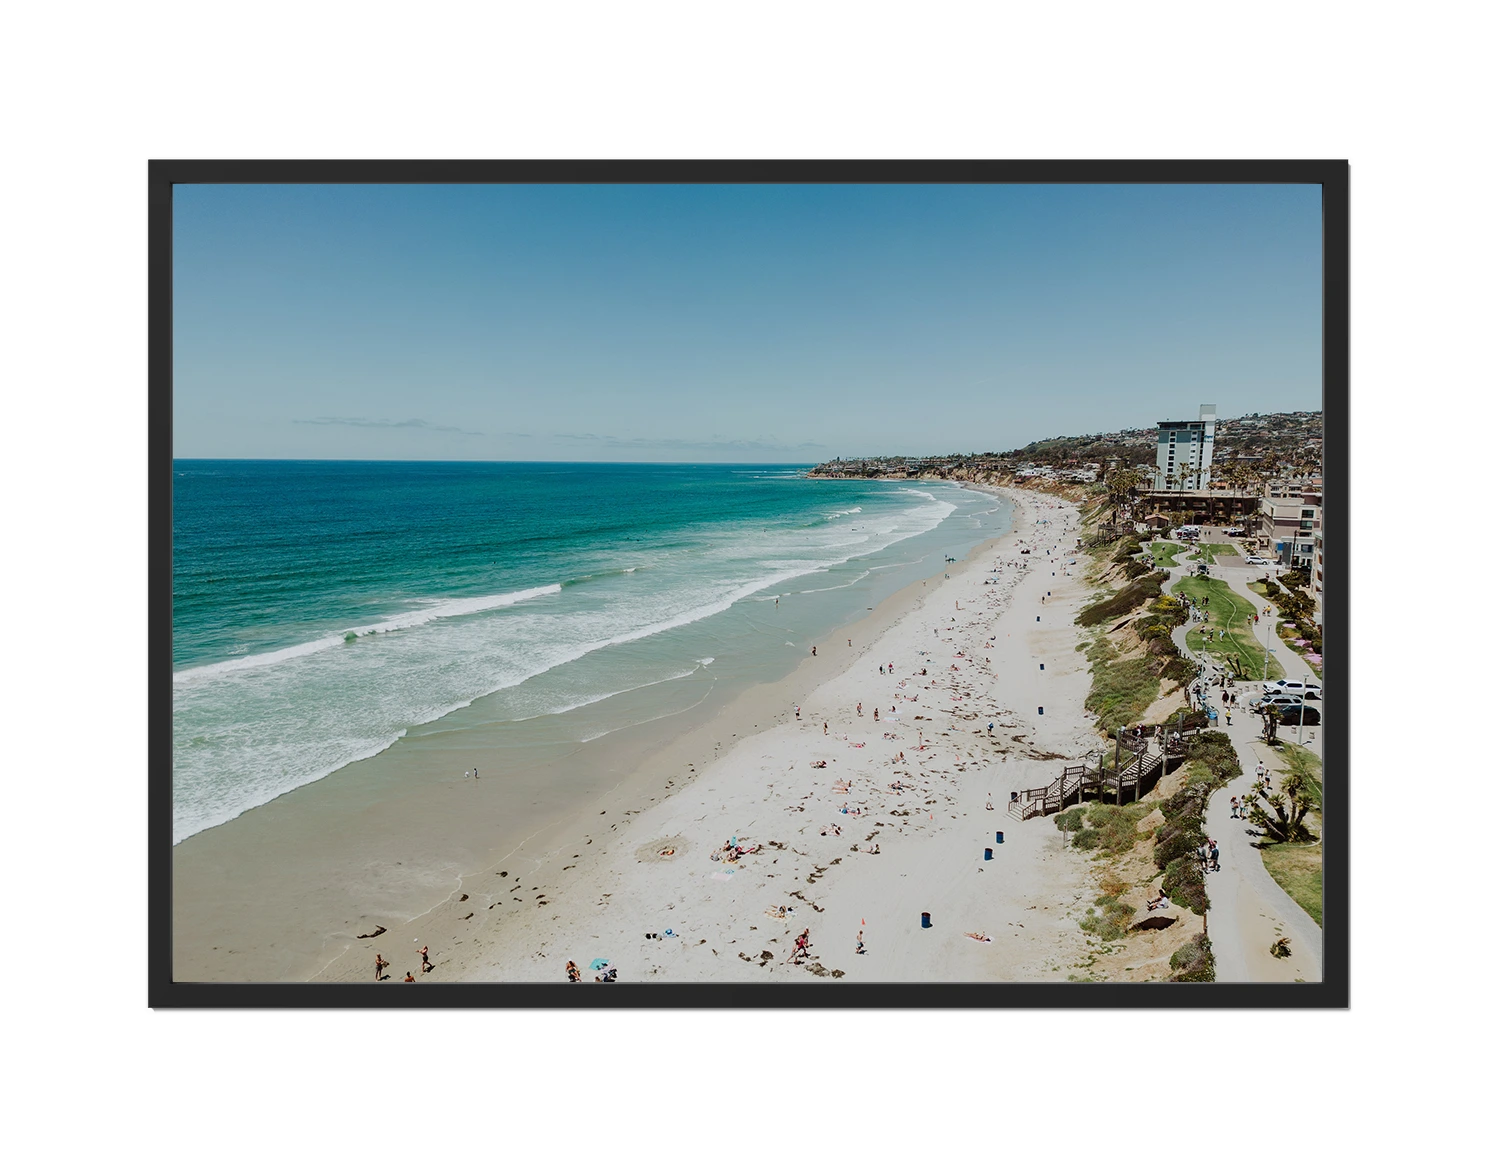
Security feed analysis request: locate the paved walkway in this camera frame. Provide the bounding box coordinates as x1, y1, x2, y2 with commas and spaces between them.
1154, 547, 1323, 981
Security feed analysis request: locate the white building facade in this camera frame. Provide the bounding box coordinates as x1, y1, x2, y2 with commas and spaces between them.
1153, 404, 1217, 491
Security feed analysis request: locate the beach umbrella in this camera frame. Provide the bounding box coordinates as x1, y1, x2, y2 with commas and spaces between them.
590, 958, 610, 970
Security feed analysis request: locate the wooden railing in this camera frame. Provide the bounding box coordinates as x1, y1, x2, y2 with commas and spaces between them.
1006, 735, 1178, 821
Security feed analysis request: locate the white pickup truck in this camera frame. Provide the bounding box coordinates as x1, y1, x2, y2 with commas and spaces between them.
1263, 678, 1322, 701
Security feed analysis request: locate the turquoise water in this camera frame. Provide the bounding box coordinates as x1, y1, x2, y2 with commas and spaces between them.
173, 462, 1011, 842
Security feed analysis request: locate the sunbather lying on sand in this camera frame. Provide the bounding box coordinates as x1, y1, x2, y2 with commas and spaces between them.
964, 932, 993, 943
811, 760, 828, 768
820, 824, 842, 836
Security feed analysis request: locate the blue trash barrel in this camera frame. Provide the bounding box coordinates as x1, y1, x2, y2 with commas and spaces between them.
983, 847, 993, 861
1038, 706, 1044, 715
996, 831, 1005, 844
920, 911, 932, 929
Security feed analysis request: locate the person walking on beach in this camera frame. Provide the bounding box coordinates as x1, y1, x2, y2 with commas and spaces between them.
795, 704, 800, 719
419, 945, 433, 974
856, 702, 863, 717
811, 646, 816, 656
855, 930, 866, 955
403, 971, 415, 982
375, 954, 389, 981
823, 722, 828, 735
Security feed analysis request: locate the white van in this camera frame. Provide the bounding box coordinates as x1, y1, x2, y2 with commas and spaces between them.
1263, 679, 1322, 700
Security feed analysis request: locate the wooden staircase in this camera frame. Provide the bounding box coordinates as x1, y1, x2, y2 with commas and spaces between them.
1007, 742, 1167, 822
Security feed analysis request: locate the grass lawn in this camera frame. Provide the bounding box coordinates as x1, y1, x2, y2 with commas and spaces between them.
1202, 542, 1238, 560
1149, 541, 1185, 566
1259, 841, 1323, 927
1174, 577, 1284, 680
1269, 741, 1322, 805
1258, 742, 1322, 925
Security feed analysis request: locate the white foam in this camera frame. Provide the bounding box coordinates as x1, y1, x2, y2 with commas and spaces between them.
174, 584, 562, 681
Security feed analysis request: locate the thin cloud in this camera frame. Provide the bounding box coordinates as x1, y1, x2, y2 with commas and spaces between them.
293, 416, 484, 436
598, 436, 826, 454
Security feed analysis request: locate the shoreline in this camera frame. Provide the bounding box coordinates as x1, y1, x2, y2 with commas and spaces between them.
173, 483, 1011, 981
310, 485, 1104, 984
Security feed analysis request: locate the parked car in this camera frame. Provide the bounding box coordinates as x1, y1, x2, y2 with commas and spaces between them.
1273, 704, 1320, 726
1264, 679, 1322, 700
1245, 556, 1271, 566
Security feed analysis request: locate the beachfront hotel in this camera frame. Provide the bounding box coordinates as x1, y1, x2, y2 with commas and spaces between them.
1152, 405, 1217, 491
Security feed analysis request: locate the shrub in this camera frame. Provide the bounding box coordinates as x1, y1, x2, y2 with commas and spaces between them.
1078, 572, 1168, 627
1080, 895, 1135, 941
1161, 652, 1198, 685
1162, 855, 1207, 915
1169, 933, 1215, 982
1153, 821, 1207, 870
1054, 807, 1085, 833
1072, 802, 1151, 856
1085, 652, 1160, 732
1185, 731, 1243, 783
1122, 559, 1150, 580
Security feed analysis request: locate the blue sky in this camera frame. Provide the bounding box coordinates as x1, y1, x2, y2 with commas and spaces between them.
174, 183, 1322, 461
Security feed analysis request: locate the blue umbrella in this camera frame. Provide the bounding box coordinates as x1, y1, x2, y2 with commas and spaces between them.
589, 958, 610, 970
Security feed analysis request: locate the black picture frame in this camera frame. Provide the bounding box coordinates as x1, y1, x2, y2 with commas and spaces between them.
150, 159, 1348, 1008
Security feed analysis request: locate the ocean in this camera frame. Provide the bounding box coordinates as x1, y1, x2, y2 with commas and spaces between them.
172, 461, 1012, 843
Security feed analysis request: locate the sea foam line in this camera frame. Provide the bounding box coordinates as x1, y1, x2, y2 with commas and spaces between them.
174, 583, 563, 682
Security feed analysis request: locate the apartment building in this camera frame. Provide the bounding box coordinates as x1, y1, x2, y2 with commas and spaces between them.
1258, 489, 1321, 568
1152, 404, 1216, 491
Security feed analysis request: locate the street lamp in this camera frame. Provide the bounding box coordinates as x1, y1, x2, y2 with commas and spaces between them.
1262, 603, 1274, 682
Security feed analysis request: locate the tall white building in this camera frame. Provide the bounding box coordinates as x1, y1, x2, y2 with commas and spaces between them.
1153, 405, 1217, 491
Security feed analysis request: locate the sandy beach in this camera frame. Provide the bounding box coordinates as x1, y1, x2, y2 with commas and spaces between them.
305, 485, 1104, 984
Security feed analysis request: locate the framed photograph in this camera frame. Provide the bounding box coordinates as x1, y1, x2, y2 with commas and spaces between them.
151, 161, 1347, 1007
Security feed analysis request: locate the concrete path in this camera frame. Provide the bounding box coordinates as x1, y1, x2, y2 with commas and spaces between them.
1149, 543, 1323, 980
1219, 570, 1317, 684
